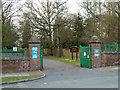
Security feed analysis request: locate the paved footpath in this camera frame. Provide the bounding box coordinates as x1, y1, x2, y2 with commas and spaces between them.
1, 58, 118, 88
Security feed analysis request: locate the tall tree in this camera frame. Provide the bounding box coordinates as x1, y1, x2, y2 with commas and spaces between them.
77, 1, 118, 44
21, 20, 32, 48
25, 0, 67, 56
54, 0, 67, 57
2, 0, 19, 48
74, 13, 85, 45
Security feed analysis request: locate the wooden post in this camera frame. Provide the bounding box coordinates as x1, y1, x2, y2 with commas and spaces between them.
76, 52, 78, 60
72, 52, 73, 60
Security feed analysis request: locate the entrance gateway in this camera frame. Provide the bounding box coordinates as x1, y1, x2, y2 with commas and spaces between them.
80, 36, 102, 68
80, 44, 91, 68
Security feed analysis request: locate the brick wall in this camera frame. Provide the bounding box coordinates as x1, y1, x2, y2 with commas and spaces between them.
91, 43, 102, 68
90, 42, 120, 68
1, 60, 30, 73
101, 52, 120, 67
19, 60, 30, 72
29, 44, 40, 71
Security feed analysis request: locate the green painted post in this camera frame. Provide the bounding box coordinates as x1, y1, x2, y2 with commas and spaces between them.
115, 43, 119, 51
80, 45, 82, 67
89, 44, 91, 68
40, 45, 43, 70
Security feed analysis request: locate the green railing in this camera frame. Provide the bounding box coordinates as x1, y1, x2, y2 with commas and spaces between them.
119, 44, 120, 51
0, 49, 29, 60
101, 43, 120, 52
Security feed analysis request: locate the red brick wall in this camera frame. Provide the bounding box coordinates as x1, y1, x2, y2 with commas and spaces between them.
91, 43, 102, 68
19, 60, 30, 72
29, 44, 40, 71
90, 42, 120, 68
1, 60, 30, 73
101, 53, 120, 66
1, 44, 41, 73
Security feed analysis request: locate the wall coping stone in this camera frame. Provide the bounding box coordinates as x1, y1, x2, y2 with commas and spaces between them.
0, 57, 30, 61
102, 52, 120, 54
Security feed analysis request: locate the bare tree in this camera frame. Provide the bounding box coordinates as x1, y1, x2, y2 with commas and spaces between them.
54, 0, 67, 57
25, 0, 67, 56
1, 0, 25, 48
77, 1, 118, 43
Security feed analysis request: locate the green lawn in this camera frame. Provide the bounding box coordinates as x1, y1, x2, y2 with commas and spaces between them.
44, 56, 80, 66
114, 69, 120, 71
1, 76, 38, 83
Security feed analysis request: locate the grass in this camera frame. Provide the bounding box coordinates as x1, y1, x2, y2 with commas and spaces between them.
114, 69, 120, 71
1, 76, 38, 83
44, 56, 80, 66
2, 71, 21, 74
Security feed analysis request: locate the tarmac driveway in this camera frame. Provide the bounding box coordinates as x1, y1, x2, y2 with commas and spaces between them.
2, 58, 118, 88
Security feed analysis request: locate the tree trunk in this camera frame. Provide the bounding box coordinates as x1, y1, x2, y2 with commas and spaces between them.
118, 3, 120, 44
118, 13, 120, 44
49, 35, 53, 56
57, 27, 61, 57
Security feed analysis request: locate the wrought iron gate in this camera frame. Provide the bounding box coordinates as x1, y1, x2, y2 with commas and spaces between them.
80, 44, 91, 68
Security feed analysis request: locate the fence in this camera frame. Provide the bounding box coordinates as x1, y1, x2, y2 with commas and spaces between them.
0, 48, 29, 60
101, 43, 120, 52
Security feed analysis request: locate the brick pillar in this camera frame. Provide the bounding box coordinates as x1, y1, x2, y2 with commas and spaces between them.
89, 36, 102, 68
28, 35, 40, 71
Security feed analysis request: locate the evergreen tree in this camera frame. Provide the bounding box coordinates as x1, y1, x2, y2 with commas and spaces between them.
21, 19, 32, 48
74, 13, 85, 45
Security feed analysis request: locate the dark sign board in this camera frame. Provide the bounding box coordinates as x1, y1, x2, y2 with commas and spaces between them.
70, 46, 79, 52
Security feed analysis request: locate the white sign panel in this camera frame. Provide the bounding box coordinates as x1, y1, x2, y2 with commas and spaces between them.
84, 51, 87, 57
13, 47, 17, 51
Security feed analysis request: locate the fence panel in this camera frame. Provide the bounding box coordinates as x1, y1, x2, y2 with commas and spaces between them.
0, 49, 29, 60
101, 43, 119, 52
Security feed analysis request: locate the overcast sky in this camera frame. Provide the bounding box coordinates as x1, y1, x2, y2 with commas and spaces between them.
17, 0, 80, 14
7, 0, 120, 25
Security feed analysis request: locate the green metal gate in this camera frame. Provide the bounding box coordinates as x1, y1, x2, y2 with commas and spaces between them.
40, 45, 43, 70
80, 44, 91, 68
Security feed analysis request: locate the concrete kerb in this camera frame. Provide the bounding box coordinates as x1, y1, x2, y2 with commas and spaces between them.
0, 71, 46, 85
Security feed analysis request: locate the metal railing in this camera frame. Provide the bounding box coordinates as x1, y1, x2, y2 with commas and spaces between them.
101, 43, 120, 52
0, 49, 29, 60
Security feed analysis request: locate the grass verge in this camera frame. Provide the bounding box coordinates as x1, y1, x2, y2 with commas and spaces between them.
114, 69, 120, 71
1, 76, 38, 83
44, 56, 80, 66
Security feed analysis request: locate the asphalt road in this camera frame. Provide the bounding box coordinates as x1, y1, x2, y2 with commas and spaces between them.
1, 58, 118, 88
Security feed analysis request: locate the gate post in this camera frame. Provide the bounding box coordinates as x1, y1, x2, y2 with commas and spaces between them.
28, 35, 41, 71
89, 36, 102, 68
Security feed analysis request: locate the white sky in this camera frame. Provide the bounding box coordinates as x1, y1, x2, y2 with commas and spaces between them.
6, 0, 120, 25
66, 0, 79, 14
18, 0, 80, 14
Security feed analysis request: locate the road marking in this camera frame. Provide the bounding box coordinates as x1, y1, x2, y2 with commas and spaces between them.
44, 82, 47, 85
1, 85, 10, 88
1, 84, 17, 88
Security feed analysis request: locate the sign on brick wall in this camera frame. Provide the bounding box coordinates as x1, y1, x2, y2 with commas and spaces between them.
94, 49, 99, 57
32, 47, 38, 59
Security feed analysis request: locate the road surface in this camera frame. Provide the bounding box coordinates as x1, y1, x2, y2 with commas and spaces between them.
1, 58, 118, 88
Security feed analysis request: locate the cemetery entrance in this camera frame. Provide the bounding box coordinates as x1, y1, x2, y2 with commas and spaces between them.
80, 44, 91, 68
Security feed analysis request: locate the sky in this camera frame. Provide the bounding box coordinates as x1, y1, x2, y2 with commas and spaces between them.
66, 0, 80, 14
10, 0, 82, 25
18, 0, 120, 13
18, 0, 80, 14
5, 0, 120, 25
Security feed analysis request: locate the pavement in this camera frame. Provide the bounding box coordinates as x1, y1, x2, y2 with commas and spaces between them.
0, 70, 45, 85
94, 66, 120, 72
0, 72, 30, 78
1, 58, 119, 88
